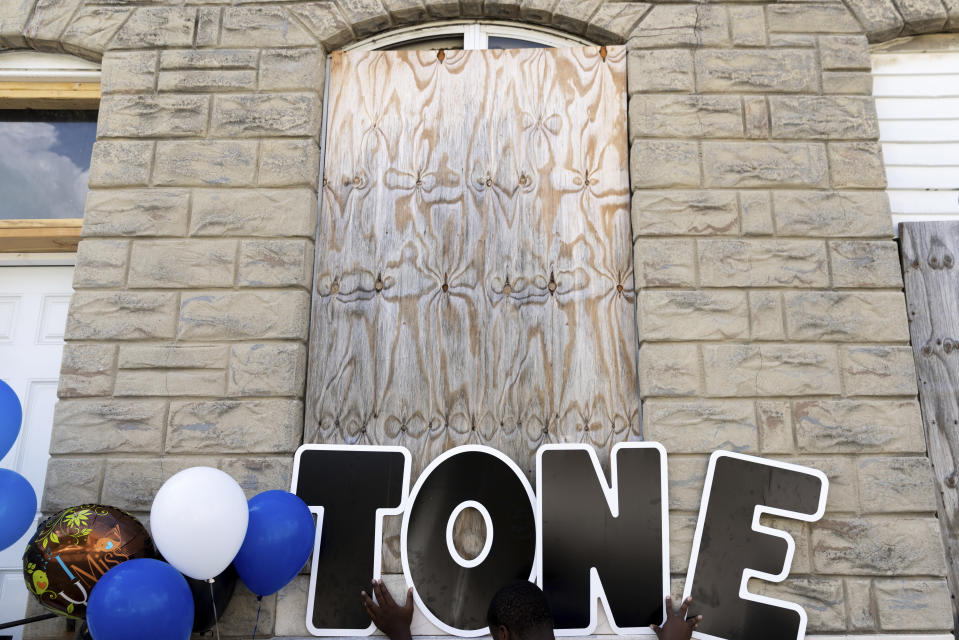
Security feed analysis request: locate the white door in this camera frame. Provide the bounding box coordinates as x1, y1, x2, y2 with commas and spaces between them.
0, 266, 73, 638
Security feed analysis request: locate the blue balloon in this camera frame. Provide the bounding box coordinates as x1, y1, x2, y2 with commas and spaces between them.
87, 559, 194, 640
234, 490, 315, 596
0, 379, 22, 461
0, 468, 36, 551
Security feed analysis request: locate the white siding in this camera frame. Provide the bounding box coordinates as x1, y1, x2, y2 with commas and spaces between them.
872, 38, 959, 233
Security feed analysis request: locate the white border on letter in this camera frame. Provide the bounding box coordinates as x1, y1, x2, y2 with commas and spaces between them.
535, 442, 670, 637
681, 450, 829, 640
401, 444, 537, 638
291, 444, 412, 638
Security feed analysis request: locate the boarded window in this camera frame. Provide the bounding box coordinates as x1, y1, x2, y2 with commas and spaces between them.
306, 46, 637, 477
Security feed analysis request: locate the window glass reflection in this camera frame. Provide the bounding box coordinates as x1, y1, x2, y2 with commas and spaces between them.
487, 36, 549, 49
0, 110, 97, 220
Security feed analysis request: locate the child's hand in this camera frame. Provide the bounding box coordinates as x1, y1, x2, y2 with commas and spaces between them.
361, 579, 414, 640
651, 596, 702, 640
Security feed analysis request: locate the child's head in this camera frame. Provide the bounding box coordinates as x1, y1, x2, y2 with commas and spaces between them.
486, 581, 555, 640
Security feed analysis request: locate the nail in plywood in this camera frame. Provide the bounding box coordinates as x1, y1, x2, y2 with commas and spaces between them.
900, 220, 959, 627
306, 46, 638, 486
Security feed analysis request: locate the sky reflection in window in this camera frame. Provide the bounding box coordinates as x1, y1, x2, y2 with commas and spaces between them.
0, 110, 97, 220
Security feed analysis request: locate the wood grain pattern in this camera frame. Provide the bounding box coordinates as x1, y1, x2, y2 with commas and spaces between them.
306, 46, 637, 483
0, 81, 100, 109
0, 218, 82, 252
900, 221, 959, 627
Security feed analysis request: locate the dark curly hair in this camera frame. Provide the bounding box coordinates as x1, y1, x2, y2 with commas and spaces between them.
486, 581, 555, 639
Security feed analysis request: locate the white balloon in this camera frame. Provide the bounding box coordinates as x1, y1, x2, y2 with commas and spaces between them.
150, 466, 249, 581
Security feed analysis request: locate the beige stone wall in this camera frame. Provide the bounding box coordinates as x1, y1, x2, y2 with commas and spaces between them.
2, 0, 958, 638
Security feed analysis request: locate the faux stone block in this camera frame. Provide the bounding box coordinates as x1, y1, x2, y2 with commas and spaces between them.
335, 0, 391, 36
767, 3, 861, 33
841, 345, 918, 395
830, 239, 904, 290
895, 0, 949, 34
98, 94, 209, 138
642, 399, 758, 454
633, 238, 696, 288
629, 4, 729, 48
238, 239, 314, 288
729, 6, 766, 47
42, 457, 104, 512
695, 50, 818, 93
258, 139, 321, 187
794, 399, 925, 453
191, 189, 317, 237
228, 343, 307, 396
629, 95, 743, 139
288, 2, 354, 50
260, 49, 326, 92
60, 6, 130, 58
221, 457, 295, 499
73, 238, 128, 289
627, 49, 694, 94
586, 2, 649, 43
212, 93, 320, 138
703, 344, 840, 397
100, 51, 158, 94
111, 7, 195, 48
769, 96, 879, 140
128, 239, 237, 288
178, 290, 311, 340
758, 400, 793, 453
220, 6, 315, 47
822, 71, 874, 95
119, 344, 228, 370
630, 140, 700, 188
740, 191, 774, 235
702, 142, 829, 188
783, 291, 910, 342
749, 291, 785, 340
65, 292, 178, 340
828, 142, 888, 188
88, 140, 153, 188
637, 343, 701, 397
101, 457, 220, 512
58, 343, 116, 398
811, 517, 946, 575
820, 34, 872, 70
858, 456, 938, 513
666, 455, 708, 511
874, 578, 954, 630
114, 369, 226, 397
698, 239, 828, 288
775, 455, 859, 513
160, 50, 258, 70
639, 290, 748, 341
51, 399, 166, 454
154, 140, 258, 187
845, 578, 877, 630
82, 189, 189, 237
157, 69, 257, 92
167, 398, 302, 453
772, 191, 892, 237
631, 190, 738, 236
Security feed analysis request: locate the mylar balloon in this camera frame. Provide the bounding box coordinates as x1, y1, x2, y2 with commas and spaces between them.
0, 379, 22, 461
0, 468, 36, 551
87, 558, 194, 640
187, 563, 237, 633
22, 504, 154, 619
233, 490, 315, 596
150, 466, 248, 580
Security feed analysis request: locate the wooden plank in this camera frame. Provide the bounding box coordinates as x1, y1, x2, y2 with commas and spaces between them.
306, 46, 638, 485
0, 219, 82, 253
876, 97, 959, 120
879, 119, 959, 143
0, 81, 100, 109
900, 221, 959, 626
885, 166, 959, 190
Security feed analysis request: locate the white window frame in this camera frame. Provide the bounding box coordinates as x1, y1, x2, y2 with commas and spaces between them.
342, 20, 591, 52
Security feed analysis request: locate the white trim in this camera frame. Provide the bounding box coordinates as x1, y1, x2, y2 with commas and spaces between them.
401, 444, 537, 638
0, 51, 100, 82
0, 253, 76, 267
444, 500, 494, 568
341, 20, 591, 52
535, 443, 669, 638
291, 444, 413, 638
682, 451, 829, 640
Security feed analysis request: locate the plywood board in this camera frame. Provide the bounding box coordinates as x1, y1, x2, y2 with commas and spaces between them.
305, 46, 637, 481
900, 221, 959, 626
